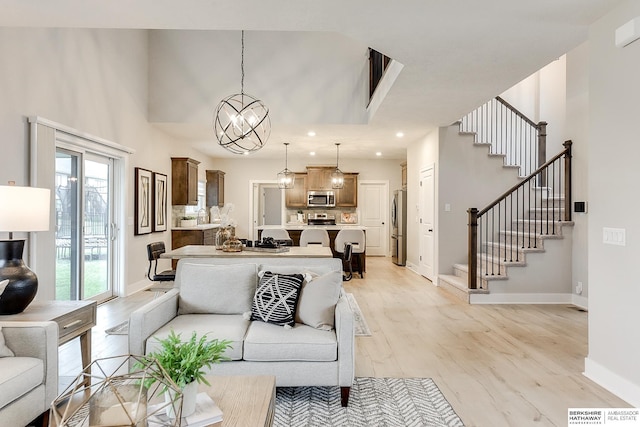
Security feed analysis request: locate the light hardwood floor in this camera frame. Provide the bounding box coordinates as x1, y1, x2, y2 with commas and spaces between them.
58, 257, 629, 426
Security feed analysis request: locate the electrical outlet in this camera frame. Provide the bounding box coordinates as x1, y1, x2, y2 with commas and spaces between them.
576, 281, 583, 295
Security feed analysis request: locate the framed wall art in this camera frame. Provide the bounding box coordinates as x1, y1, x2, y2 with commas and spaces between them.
134, 167, 153, 235
153, 172, 168, 232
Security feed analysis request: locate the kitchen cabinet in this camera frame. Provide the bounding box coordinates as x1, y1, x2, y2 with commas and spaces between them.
171, 157, 200, 206
335, 173, 358, 207
285, 173, 307, 208
171, 227, 217, 268
206, 170, 225, 207
306, 166, 334, 191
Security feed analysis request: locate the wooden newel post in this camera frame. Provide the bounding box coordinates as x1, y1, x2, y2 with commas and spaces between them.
563, 140, 572, 222
538, 121, 547, 186
468, 208, 479, 290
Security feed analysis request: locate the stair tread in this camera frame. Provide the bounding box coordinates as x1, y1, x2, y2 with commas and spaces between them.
439, 274, 490, 294
452, 264, 511, 280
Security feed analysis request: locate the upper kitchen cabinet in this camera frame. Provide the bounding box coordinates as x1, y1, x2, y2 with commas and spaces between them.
335, 173, 358, 207
306, 166, 334, 191
206, 170, 225, 207
285, 173, 307, 208
171, 157, 200, 205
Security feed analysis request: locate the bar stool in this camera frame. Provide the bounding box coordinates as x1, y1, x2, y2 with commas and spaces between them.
334, 229, 365, 278
299, 229, 330, 247
260, 229, 291, 240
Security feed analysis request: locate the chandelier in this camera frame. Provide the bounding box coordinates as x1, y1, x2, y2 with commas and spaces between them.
331, 143, 345, 189
214, 31, 271, 155
277, 143, 295, 189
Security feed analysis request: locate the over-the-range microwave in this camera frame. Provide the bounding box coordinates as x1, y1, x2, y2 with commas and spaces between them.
307, 190, 336, 207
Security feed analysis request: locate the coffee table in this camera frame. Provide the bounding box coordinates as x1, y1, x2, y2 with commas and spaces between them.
201, 375, 276, 427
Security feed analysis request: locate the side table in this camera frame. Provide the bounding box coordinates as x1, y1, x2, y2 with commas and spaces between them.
0, 300, 97, 385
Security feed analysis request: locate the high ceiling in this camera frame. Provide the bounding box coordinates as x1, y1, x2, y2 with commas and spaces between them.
0, 0, 623, 160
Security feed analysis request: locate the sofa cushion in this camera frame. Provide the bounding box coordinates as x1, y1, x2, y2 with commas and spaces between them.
146, 314, 249, 361
178, 263, 257, 315
295, 270, 342, 330
251, 272, 304, 327
243, 321, 337, 362
258, 264, 334, 277
0, 327, 15, 357
0, 357, 43, 408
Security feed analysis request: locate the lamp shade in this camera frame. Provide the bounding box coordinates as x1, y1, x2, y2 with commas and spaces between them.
0, 185, 50, 232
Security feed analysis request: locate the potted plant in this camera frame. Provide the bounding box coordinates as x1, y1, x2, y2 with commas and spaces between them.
180, 216, 197, 227
139, 330, 231, 417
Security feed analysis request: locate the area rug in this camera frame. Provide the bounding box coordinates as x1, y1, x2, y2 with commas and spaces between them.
105, 293, 371, 336
275, 377, 465, 427
104, 320, 129, 335
345, 292, 372, 336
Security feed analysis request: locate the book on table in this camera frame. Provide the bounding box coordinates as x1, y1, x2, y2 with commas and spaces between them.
148, 392, 223, 426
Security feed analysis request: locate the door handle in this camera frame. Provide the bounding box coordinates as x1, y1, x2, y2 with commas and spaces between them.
382, 222, 384, 225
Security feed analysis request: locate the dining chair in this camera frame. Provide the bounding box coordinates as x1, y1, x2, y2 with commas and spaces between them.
334, 229, 366, 278
146, 242, 176, 282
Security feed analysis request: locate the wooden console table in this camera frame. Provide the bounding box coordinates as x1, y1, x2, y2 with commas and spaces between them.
0, 300, 97, 385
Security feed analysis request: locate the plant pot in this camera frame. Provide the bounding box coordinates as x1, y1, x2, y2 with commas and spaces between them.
165, 380, 198, 418
180, 219, 197, 227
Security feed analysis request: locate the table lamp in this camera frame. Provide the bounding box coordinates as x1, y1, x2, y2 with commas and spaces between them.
0, 183, 50, 315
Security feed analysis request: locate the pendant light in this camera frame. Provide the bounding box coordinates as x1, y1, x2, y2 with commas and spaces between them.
214, 30, 271, 155
277, 143, 295, 189
331, 143, 345, 189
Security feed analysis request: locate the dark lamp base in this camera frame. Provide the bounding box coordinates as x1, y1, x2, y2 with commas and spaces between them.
0, 239, 38, 315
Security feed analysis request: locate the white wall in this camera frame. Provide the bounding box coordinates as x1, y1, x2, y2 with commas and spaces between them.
566, 42, 590, 302
406, 129, 438, 271
0, 27, 216, 297
584, 0, 640, 406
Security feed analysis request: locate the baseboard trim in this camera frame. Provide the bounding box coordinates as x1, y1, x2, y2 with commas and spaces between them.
584, 357, 640, 407
406, 261, 420, 275
470, 292, 574, 304
571, 294, 588, 310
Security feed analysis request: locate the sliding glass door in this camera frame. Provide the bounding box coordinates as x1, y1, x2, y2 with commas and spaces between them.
55, 148, 115, 302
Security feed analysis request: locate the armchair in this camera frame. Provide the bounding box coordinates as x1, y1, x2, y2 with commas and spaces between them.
0, 321, 58, 427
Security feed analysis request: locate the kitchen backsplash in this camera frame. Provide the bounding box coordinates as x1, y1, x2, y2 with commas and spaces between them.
286, 208, 359, 224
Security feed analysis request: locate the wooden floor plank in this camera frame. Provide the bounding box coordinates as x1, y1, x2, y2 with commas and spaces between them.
58, 257, 630, 426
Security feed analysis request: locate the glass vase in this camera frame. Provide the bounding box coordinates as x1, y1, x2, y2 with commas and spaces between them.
215, 227, 231, 250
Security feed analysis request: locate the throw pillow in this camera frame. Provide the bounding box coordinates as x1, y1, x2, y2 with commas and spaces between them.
251, 272, 304, 327
178, 263, 258, 315
295, 270, 342, 330
0, 327, 15, 357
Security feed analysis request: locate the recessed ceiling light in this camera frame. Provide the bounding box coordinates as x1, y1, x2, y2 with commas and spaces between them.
307, 131, 316, 137
376, 152, 382, 156
310, 151, 316, 156
396, 132, 404, 138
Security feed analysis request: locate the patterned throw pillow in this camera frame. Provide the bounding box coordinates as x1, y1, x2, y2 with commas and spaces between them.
251, 272, 304, 327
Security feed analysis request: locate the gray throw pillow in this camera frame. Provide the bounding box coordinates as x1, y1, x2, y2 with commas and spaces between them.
178, 263, 258, 315
0, 327, 15, 357
251, 272, 304, 327
295, 270, 342, 330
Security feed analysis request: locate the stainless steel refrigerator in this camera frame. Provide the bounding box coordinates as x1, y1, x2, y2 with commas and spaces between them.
391, 189, 407, 266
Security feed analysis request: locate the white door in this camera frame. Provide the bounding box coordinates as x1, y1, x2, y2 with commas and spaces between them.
358, 181, 389, 256
419, 167, 435, 280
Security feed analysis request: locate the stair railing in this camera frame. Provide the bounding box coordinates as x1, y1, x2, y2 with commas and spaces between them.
460, 96, 547, 179
467, 141, 572, 290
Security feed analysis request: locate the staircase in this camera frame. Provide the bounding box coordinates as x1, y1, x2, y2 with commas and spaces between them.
439, 187, 574, 303
438, 97, 573, 303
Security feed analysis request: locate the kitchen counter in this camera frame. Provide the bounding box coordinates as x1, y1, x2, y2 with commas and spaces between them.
257, 224, 363, 230
162, 245, 332, 259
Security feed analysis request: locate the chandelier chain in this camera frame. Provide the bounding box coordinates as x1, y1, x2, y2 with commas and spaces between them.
241, 30, 245, 95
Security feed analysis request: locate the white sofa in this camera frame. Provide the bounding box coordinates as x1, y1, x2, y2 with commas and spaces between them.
129, 257, 354, 406
0, 321, 58, 427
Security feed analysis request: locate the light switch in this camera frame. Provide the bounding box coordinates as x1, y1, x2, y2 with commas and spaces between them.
603, 227, 626, 246
444, 203, 451, 212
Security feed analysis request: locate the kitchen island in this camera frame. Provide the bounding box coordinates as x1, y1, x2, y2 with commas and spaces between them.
162, 244, 332, 259
256, 224, 366, 273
